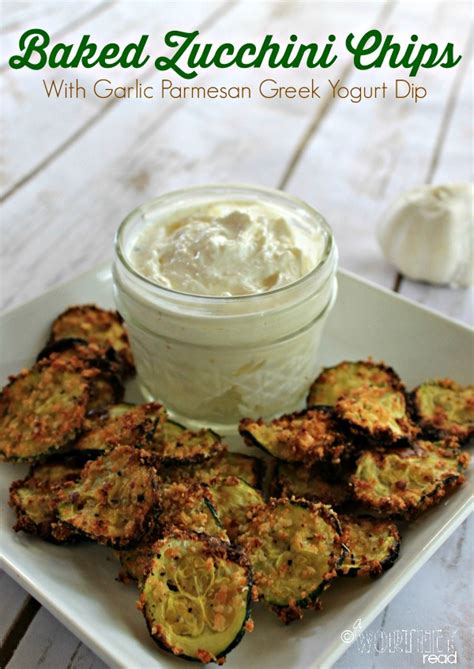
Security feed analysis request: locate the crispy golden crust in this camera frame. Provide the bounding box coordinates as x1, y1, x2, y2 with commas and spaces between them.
336, 387, 418, 445
158, 482, 226, 540
350, 439, 470, 517
57, 445, 159, 547
148, 421, 225, 465
239, 498, 342, 623
307, 359, 404, 407
0, 358, 90, 462
274, 462, 351, 508
37, 339, 125, 410
74, 402, 165, 455
410, 379, 474, 442
138, 532, 252, 663
240, 408, 352, 466
208, 476, 264, 542
9, 459, 84, 543
161, 452, 266, 490
49, 304, 135, 376
338, 515, 400, 577
119, 482, 227, 583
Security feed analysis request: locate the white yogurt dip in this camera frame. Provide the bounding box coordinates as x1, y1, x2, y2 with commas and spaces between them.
129, 202, 326, 297
114, 185, 338, 432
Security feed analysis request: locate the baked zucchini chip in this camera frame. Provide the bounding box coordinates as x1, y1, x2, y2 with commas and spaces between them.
37, 339, 124, 409
208, 453, 265, 489
162, 452, 264, 489
9, 458, 83, 543
138, 533, 252, 664
74, 402, 165, 456
336, 387, 418, 444
351, 439, 469, 517
49, 304, 135, 376
274, 462, 351, 508
240, 408, 350, 466
208, 477, 264, 542
0, 358, 90, 462
157, 482, 226, 540
57, 445, 159, 547
239, 499, 342, 623
119, 482, 226, 583
307, 359, 403, 407
410, 379, 474, 442
338, 515, 400, 577
149, 421, 225, 465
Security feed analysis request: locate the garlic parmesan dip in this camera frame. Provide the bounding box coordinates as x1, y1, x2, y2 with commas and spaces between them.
114, 186, 338, 432
129, 202, 325, 297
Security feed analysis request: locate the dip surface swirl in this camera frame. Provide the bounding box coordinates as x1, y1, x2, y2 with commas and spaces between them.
129, 202, 325, 297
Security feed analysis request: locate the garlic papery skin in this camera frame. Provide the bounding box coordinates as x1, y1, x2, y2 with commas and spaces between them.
377, 183, 474, 287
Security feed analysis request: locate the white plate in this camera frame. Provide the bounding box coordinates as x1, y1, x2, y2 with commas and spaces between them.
1, 264, 473, 669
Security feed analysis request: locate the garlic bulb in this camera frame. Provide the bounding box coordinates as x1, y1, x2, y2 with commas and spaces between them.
377, 183, 473, 287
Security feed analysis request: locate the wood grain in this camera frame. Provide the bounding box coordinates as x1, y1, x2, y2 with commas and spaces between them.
0, 0, 385, 311
0, 1, 472, 666
284, 0, 472, 291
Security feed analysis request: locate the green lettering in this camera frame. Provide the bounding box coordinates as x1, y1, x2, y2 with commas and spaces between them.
9, 28, 50, 69
155, 30, 199, 79
346, 30, 383, 70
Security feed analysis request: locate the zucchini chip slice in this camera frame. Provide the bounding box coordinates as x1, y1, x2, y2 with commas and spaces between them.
274, 462, 351, 508
37, 339, 124, 409
239, 499, 342, 623
338, 515, 400, 577
208, 453, 265, 489
240, 408, 350, 466
0, 358, 90, 462
351, 439, 470, 517
119, 483, 227, 583
208, 477, 264, 542
336, 387, 418, 444
74, 402, 165, 456
57, 445, 159, 547
307, 359, 403, 407
9, 458, 83, 543
138, 533, 252, 664
162, 452, 264, 489
49, 304, 135, 376
410, 379, 474, 442
148, 421, 225, 465
157, 482, 227, 540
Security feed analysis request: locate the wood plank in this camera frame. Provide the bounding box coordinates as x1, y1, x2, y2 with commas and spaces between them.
1, 0, 385, 312
1, 1, 224, 198
1, 1, 108, 67
397, 36, 473, 326
0, 571, 31, 644
283, 0, 472, 292
6, 606, 107, 669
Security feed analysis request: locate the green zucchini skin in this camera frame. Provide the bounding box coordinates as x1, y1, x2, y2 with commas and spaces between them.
239, 407, 351, 467
408, 380, 474, 443
338, 515, 400, 578
139, 532, 253, 663
307, 359, 404, 408
350, 440, 470, 518
239, 498, 344, 624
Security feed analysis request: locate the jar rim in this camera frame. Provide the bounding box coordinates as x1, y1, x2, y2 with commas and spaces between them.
115, 183, 335, 304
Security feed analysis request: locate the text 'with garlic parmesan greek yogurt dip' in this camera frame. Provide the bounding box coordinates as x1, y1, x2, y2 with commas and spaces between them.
114, 185, 338, 432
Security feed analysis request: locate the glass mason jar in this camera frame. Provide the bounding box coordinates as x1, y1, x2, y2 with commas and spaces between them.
113, 184, 338, 433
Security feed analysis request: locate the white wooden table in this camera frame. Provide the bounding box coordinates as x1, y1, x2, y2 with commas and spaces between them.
1, 1, 472, 668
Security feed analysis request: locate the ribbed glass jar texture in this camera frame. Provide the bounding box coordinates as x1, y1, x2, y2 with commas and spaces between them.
113, 184, 338, 433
